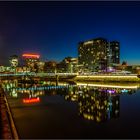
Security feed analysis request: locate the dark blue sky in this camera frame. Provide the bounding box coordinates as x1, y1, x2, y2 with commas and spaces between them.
0, 1, 140, 65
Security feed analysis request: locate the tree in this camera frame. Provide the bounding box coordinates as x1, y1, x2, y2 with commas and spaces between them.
121, 61, 127, 70
122, 61, 127, 66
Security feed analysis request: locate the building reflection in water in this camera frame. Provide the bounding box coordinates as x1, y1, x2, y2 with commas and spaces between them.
78, 88, 120, 122
2, 80, 45, 99
64, 85, 137, 122
2, 80, 138, 122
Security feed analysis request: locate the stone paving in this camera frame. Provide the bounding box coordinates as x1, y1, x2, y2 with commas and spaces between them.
0, 86, 15, 139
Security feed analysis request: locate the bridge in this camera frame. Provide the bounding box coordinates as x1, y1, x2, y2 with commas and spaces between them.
0, 72, 78, 77
0, 73, 140, 82
0, 72, 138, 77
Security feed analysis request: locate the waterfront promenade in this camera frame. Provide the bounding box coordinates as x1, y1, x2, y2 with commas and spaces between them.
74, 74, 140, 82
0, 72, 140, 82
0, 85, 18, 139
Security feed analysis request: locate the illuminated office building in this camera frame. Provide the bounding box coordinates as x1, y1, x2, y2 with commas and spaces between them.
44, 61, 57, 72
110, 41, 120, 64
78, 38, 120, 72
37, 61, 45, 72
57, 57, 78, 73
9, 55, 19, 68
63, 57, 78, 73
22, 53, 40, 72
78, 38, 109, 72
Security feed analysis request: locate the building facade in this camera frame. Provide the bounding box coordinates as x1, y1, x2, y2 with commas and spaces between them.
57, 57, 78, 73
22, 53, 40, 72
78, 38, 120, 72
78, 38, 109, 72
63, 57, 78, 73
9, 55, 19, 68
44, 61, 57, 73
110, 41, 120, 64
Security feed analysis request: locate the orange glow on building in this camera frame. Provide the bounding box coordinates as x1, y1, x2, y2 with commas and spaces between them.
22, 54, 40, 59
23, 97, 40, 103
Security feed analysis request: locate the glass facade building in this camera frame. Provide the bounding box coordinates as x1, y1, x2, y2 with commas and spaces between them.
78, 38, 120, 72
110, 41, 120, 64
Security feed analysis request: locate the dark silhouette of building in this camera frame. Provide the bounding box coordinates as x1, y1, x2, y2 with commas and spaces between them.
110, 41, 120, 64
56, 57, 78, 73
44, 61, 57, 72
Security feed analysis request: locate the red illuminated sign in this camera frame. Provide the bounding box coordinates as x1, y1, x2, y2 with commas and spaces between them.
23, 97, 40, 103
22, 54, 40, 59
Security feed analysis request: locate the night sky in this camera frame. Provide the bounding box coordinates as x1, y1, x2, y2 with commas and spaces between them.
0, 1, 140, 65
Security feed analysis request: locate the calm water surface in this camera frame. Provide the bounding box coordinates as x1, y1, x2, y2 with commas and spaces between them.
2, 80, 140, 139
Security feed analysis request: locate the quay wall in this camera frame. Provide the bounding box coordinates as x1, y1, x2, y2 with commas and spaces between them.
1, 73, 140, 83
0, 85, 19, 139
73, 75, 140, 82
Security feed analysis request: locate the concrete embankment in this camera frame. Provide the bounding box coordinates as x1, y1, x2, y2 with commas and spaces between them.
0, 85, 19, 139
73, 75, 140, 82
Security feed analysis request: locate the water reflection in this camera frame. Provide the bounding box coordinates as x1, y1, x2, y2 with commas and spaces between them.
23, 97, 40, 103
2, 79, 139, 123
64, 86, 120, 122
78, 88, 120, 122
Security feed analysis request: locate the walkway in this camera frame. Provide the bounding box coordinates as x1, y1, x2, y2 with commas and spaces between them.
0, 85, 18, 139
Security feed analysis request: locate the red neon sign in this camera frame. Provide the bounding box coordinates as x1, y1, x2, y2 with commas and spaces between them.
22, 54, 40, 59
23, 97, 40, 103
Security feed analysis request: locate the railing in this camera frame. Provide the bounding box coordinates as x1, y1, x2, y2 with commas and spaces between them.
0, 72, 137, 77
0, 72, 78, 77
36, 73, 78, 77
0, 73, 35, 77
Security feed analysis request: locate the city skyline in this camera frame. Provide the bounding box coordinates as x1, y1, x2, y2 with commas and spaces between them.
0, 1, 140, 65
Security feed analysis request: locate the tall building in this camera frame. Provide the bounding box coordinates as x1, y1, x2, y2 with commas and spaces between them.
22, 53, 40, 72
63, 57, 78, 73
78, 38, 109, 72
110, 41, 120, 64
57, 57, 78, 73
78, 38, 120, 72
9, 55, 19, 68
44, 61, 57, 72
